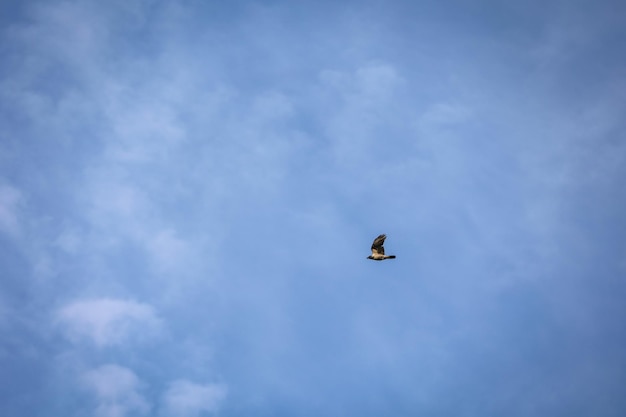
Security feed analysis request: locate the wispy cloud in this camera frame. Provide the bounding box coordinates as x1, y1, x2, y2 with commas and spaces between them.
81, 364, 150, 417
161, 380, 227, 417
0, 183, 21, 237
56, 298, 160, 347
418, 102, 472, 128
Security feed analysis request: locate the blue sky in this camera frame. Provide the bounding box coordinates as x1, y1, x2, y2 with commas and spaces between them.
1, 0, 625, 416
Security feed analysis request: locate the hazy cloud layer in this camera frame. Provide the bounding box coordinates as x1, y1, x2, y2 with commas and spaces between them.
81, 364, 150, 417
161, 380, 227, 417
0, 184, 21, 237
56, 298, 160, 347
1, 0, 625, 416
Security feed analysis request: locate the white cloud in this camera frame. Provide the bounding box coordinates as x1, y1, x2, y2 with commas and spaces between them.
56, 298, 160, 347
82, 364, 150, 417
161, 380, 227, 417
0, 183, 21, 236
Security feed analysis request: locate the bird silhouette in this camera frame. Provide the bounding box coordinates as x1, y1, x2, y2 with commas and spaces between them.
367, 234, 396, 261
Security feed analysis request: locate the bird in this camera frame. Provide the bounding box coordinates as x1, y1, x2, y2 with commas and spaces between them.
367, 234, 396, 261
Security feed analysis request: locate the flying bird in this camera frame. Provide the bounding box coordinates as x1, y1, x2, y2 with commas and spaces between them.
367, 234, 396, 261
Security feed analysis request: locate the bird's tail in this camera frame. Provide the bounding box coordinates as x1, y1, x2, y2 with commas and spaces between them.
385, 255, 396, 259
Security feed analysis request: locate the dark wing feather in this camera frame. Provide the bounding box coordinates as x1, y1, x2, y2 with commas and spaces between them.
371, 234, 386, 255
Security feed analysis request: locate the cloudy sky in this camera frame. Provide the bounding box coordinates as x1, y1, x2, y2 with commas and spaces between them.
1, 0, 625, 416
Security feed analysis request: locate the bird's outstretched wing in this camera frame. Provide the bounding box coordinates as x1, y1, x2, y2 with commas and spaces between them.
371, 234, 387, 256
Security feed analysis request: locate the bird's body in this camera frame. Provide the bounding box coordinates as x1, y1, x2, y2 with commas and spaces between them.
367, 234, 396, 261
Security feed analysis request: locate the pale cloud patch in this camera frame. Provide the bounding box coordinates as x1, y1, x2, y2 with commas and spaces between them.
318, 63, 405, 168
0, 294, 9, 330
82, 173, 197, 276
56, 298, 160, 347
145, 229, 190, 273
54, 228, 82, 254
91, 182, 147, 221
84, 180, 153, 244
418, 102, 472, 128
412, 101, 474, 173
104, 98, 187, 163
354, 63, 403, 99
319, 63, 403, 101
82, 364, 150, 417
250, 91, 294, 122
161, 380, 227, 417
0, 183, 22, 237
